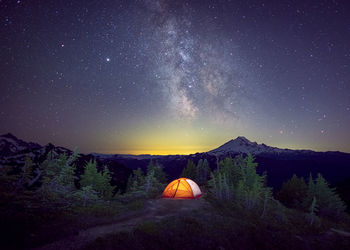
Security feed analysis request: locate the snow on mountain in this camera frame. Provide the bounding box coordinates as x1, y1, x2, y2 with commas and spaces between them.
0, 133, 71, 166
208, 136, 312, 155
0, 133, 41, 157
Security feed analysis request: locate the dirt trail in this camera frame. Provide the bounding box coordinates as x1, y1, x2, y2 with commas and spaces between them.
34, 198, 208, 250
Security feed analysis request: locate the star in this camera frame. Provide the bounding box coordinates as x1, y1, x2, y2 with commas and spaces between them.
106, 58, 111, 62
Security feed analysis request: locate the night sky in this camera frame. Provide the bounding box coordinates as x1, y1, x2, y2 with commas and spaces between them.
1, 0, 350, 154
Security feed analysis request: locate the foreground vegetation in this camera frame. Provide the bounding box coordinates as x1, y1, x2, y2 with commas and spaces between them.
85, 155, 350, 250
85, 206, 350, 250
0, 151, 349, 249
0, 151, 166, 249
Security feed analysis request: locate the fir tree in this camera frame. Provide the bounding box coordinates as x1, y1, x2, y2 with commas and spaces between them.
39, 151, 79, 207
22, 156, 35, 185
147, 160, 167, 184
196, 159, 211, 186
0, 156, 37, 197
209, 154, 272, 212
80, 160, 99, 189
100, 166, 115, 199
303, 173, 346, 219
12, 156, 35, 194
126, 168, 145, 193
72, 185, 99, 207
42, 151, 61, 183
143, 161, 166, 197
222, 156, 242, 185
56, 151, 77, 189
277, 174, 307, 209
235, 154, 268, 210
208, 172, 218, 197
181, 159, 197, 180
143, 169, 159, 196
80, 160, 116, 199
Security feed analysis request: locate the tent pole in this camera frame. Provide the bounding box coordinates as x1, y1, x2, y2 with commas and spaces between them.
172, 180, 181, 198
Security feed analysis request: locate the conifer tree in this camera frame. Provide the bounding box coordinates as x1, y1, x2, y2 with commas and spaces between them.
196, 159, 211, 186
209, 154, 272, 212
303, 173, 346, 219
147, 160, 167, 184
208, 172, 218, 197
100, 166, 115, 199
126, 175, 135, 193
80, 160, 116, 199
142, 161, 167, 197
181, 159, 197, 180
42, 151, 61, 183
72, 185, 99, 207
80, 160, 99, 189
11, 156, 35, 194
0, 156, 36, 196
277, 174, 307, 209
305, 196, 319, 226
143, 169, 160, 196
126, 168, 145, 193
235, 154, 270, 210
56, 151, 77, 189
22, 156, 35, 185
39, 151, 78, 206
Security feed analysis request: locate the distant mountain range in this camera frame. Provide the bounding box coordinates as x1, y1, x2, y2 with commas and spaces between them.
1, 133, 350, 190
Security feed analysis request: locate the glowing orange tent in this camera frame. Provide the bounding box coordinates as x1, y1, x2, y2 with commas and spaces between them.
162, 178, 202, 199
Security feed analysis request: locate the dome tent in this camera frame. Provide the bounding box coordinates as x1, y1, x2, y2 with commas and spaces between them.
162, 178, 202, 199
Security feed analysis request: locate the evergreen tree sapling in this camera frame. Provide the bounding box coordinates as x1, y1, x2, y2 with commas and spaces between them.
125, 160, 166, 198
126, 168, 145, 193
80, 160, 116, 199
181, 159, 197, 180
196, 159, 211, 186
147, 160, 167, 184
303, 173, 346, 219
305, 196, 319, 226
39, 150, 78, 206
209, 154, 272, 212
277, 174, 307, 209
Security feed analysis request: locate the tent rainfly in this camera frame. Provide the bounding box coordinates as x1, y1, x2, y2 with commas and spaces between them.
162, 178, 202, 199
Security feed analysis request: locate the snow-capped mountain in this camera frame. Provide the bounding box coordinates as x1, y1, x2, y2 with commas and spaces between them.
0, 133, 71, 166
209, 136, 313, 155
0, 133, 41, 157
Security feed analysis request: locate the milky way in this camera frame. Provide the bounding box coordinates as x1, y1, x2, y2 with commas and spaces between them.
145, 1, 255, 124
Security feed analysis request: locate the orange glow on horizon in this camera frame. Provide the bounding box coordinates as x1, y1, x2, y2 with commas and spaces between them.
99, 145, 212, 155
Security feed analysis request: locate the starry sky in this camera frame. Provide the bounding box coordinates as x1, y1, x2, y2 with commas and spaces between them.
1, 0, 350, 154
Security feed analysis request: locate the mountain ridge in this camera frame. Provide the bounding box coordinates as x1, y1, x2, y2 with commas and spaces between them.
0, 133, 348, 161
1, 133, 350, 190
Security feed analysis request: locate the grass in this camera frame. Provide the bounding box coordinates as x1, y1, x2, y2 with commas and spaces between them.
1, 193, 349, 249
0, 197, 147, 249
83, 197, 350, 250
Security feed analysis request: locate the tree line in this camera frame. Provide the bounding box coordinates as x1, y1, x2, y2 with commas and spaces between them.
180, 154, 346, 223
0, 151, 347, 224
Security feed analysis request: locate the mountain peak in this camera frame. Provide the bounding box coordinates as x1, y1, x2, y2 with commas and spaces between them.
233, 136, 251, 143
1, 133, 18, 140
210, 136, 281, 155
